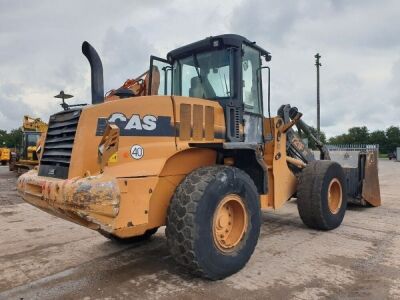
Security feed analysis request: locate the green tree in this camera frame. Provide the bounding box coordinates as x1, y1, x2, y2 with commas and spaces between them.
385, 126, 400, 153
369, 130, 387, 152
329, 126, 369, 145
7, 128, 23, 149
298, 126, 327, 149
0, 129, 7, 147
328, 125, 400, 154
329, 133, 352, 145
347, 126, 369, 144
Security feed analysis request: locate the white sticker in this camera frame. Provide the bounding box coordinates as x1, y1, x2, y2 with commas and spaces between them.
130, 145, 144, 160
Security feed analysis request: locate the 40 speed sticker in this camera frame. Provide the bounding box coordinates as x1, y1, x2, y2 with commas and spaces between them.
130, 145, 144, 160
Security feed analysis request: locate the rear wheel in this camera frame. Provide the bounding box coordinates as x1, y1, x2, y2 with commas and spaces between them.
297, 160, 347, 230
166, 166, 261, 280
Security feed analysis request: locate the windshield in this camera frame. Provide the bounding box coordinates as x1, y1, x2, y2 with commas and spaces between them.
27, 133, 40, 147
172, 49, 233, 99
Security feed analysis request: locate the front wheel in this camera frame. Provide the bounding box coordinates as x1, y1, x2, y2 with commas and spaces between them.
297, 160, 347, 230
166, 166, 261, 280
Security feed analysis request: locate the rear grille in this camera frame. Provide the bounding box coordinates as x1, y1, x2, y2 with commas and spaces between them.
38, 109, 81, 179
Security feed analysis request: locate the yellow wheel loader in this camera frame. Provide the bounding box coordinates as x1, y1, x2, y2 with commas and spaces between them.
0, 147, 11, 165
10, 116, 48, 174
17, 35, 380, 280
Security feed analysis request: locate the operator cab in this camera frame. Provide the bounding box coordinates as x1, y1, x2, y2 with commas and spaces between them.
21, 131, 41, 160
149, 34, 271, 143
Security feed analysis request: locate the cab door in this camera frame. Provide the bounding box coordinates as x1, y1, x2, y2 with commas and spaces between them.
148, 56, 172, 96
242, 44, 264, 144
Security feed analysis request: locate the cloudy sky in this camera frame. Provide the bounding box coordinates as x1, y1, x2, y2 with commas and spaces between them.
0, 0, 399, 137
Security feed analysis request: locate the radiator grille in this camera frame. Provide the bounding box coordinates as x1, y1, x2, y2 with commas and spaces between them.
38, 109, 81, 179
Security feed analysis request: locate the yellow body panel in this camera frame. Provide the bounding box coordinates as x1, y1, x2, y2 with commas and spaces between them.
262, 117, 297, 209
17, 94, 301, 238
69, 96, 177, 178
0, 148, 10, 162
18, 96, 222, 238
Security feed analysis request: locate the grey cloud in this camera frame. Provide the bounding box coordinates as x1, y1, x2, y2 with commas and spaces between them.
0, 0, 399, 137
230, 0, 300, 45
102, 26, 157, 91
229, 0, 400, 137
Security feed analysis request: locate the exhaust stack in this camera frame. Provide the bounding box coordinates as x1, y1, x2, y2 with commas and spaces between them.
82, 41, 104, 105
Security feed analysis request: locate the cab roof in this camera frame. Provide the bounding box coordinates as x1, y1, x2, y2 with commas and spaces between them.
167, 34, 271, 61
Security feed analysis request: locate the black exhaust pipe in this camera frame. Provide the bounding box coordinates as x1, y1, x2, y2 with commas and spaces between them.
82, 41, 104, 105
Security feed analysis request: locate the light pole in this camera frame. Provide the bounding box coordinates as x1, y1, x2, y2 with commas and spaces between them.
315, 53, 321, 140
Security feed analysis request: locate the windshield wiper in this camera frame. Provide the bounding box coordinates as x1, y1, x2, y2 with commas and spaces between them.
192, 54, 208, 98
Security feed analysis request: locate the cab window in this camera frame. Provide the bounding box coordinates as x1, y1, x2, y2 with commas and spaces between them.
173, 49, 233, 99
242, 44, 262, 114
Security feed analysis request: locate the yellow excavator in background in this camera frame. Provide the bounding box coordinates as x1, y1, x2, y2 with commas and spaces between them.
18, 35, 381, 280
0, 147, 10, 165
9, 116, 48, 174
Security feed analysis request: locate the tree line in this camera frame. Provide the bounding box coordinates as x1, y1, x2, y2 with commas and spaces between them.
0, 125, 399, 154
327, 126, 400, 154
0, 129, 23, 149
302, 125, 400, 154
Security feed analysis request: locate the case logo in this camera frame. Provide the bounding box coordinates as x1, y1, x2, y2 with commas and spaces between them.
108, 113, 157, 131
96, 113, 175, 137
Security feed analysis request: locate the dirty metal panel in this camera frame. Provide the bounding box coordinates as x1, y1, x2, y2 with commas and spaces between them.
179, 104, 191, 141
204, 106, 215, 141
343, 167, 359, 199
192, 104, 203, 140
329, 151, 359, 168
362, 151, 381, 206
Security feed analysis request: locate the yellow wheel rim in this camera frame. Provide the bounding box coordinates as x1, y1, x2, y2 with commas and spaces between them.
328, 178, 342, 214
213, 194, 248, 252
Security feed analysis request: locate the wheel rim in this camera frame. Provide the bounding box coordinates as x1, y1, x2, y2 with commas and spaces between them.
213, 194, 248, 252
328, 178, 342, 214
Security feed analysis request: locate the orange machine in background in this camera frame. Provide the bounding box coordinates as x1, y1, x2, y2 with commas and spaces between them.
9, 116, 48, 174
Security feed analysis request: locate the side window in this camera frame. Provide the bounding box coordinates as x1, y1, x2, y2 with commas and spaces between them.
206, 64, 230, 97
181, 64, 198, 96
242, 44, 262, 114
149, 56, 172, 96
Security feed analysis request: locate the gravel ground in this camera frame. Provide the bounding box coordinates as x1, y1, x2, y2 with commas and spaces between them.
0, 160, 399, 299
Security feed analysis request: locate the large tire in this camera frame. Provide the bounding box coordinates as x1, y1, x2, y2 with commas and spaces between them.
297, 160, 347, 230
166, 166, 261, 280
100, 227, 158, 244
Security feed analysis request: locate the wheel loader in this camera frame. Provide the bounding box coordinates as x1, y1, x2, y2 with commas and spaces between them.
17, 34, 381, 280
10, 116, 48, 174
0, 147, 10, 165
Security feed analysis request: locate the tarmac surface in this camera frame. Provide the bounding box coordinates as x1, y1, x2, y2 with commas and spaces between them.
0, 160, 399, 299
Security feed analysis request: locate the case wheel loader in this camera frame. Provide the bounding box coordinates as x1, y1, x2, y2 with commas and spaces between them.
17, 34, 380, 280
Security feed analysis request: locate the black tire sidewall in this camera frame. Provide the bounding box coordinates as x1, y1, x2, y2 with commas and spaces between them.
319, 162, 347, 228
194, 168, 261, 279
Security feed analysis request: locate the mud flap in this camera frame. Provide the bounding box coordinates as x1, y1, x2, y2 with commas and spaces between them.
342, 151, 381, 207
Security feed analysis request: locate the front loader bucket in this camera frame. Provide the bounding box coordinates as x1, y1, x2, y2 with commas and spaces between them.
360, 151, 381, 206
328, 146, 381, 207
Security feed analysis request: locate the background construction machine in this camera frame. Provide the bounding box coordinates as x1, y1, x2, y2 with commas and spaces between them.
10, 116, 48, 174
0, 147, 10, 165
17, 35, 380, 280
